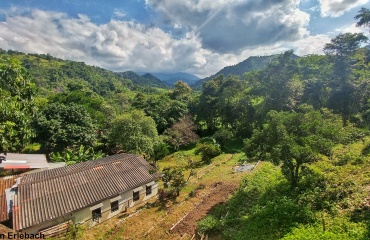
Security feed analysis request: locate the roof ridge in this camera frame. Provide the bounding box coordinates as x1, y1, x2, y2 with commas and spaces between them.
20, 153, 143, 185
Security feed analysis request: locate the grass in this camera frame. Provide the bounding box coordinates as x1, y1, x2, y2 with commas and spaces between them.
197, 137, 370, 240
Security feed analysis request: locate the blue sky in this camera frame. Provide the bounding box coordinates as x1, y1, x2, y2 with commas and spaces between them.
0, 0, 369, 77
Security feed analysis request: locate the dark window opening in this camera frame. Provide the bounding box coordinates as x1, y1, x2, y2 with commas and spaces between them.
133, 191, 139, 201
92, 208, 101, 222
111, 200, 119, 212
146, 185, 152, 196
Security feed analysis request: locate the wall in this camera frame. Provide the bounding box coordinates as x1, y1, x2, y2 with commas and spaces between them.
22, 181, 158, 234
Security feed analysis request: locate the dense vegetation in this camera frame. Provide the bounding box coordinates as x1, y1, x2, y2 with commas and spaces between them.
1, 7, 370, 239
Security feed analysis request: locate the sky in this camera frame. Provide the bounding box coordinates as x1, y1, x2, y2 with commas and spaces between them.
0, 0, 369, 78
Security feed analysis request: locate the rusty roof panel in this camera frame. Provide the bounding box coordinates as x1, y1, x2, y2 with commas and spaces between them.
0, 175, 18, 222
16, 154, 157, 230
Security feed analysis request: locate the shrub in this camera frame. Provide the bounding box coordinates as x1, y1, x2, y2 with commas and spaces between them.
195, 142, 221, 163
197, 215, 221, 235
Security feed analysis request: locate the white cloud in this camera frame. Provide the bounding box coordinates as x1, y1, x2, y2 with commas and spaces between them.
0, 9, 221, 76
0, 7, 341, 78
336, 22, 370, 36
113, 9, 126, 19
289, 34, 332, 55
319, 0, 369, 17
145, 0, 310, 53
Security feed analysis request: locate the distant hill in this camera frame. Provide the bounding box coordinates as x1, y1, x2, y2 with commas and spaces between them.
0, 49, 140, 96
117, 71, 170, 88
148, 72, 200, 86
193, 54, 284, 87
0, 49, 172, 98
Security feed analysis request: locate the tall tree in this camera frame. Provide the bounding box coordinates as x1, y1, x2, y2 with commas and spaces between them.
0, 59, 36, 153
324, 33, 368, 125
170, 81, 192, 102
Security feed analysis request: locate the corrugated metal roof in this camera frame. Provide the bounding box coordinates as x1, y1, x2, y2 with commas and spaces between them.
14, 154, 157, 230
0, 175, 18, 222
0, 153, 48, 169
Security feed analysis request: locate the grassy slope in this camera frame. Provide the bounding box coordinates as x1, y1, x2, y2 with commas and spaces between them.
199, 137, 370, 240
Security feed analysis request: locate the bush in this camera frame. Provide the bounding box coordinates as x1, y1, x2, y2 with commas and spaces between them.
195, 142, 221, 163
197, 215, 222, 235
213, 128, 234, 147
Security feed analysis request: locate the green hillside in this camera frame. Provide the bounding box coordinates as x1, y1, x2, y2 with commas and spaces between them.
0, 49, 138, 97
117, 71, 170, 89
193, 54, 284, 87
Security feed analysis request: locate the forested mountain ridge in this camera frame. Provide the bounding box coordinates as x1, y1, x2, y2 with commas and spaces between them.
149, 72, 200, 85
117, 71, 170, 88
0, 49, 136, 96
193, 53, 298, 87
0, 49, 170, 97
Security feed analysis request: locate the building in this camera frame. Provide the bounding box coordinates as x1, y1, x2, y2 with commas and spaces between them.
9, 153, 158, 235
0, 175, 19, 224
0, 153, 49, 170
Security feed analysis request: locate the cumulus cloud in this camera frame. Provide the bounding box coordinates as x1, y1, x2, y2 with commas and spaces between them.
145, 0, 310, 53
0, 7, 336, 78
319, 0, 369, 17
0, 9, 222, 76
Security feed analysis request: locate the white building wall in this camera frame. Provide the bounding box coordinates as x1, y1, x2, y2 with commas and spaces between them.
21, 181, 158, 234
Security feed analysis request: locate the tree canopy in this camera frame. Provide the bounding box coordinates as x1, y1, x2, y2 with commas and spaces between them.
0, 59, 36, 153
109, 110, 158, 158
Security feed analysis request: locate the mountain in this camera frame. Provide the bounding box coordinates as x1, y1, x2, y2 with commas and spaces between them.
148, 72, 200, 85
117, 71, 170, 88
193, 54, 281, 87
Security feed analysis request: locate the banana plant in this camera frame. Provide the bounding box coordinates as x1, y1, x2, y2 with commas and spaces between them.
50, 145, 105, 165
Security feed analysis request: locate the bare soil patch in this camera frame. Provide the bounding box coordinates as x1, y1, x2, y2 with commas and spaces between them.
170, 182, 238, 235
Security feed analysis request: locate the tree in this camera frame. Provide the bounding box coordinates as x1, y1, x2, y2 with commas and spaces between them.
33, 102, 97, 156
164, 115, 199, 150
355, 7, 370, 29
161, 167, 186, 197
109, 110, 158, 158
323, 33, 368, 125
141, 94, 188, 134
195, 75, 225, 132
0, 59, 36, 153
323, 33, 368, 56
170, 81, 192, 102
194, 75, 247, 133
244, 110, 342, 188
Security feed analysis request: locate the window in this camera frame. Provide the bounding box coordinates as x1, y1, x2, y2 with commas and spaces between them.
146, 185, 152, 196
133, 191, 140, 201
92, 208, 101, 222
111, 200, 119, 212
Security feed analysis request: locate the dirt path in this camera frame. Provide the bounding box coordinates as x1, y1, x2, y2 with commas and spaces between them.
170, 182, 238, 235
